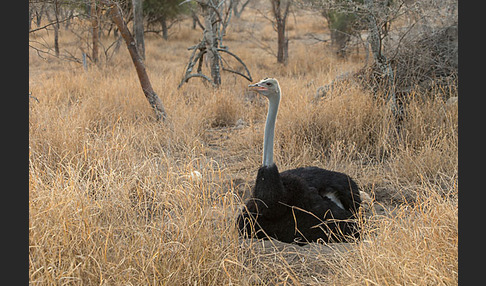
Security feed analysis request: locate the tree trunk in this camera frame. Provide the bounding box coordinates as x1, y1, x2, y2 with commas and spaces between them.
106, 1, 167, 121
272, 0, 290, 64
202, 3, 221, 86
91, 0, 99, 63
53, 0, 60, 57
160, 15, 168, 40
364, 0, 397, 117
53, 22, 60, 57
276, 19, 288, 64
132, 0, 145, 60
44, 2, 60, 56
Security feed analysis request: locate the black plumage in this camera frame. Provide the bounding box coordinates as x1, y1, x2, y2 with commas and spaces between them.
237, 164, 361, 244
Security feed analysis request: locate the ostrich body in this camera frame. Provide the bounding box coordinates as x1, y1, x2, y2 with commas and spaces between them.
237, 78, 361, 244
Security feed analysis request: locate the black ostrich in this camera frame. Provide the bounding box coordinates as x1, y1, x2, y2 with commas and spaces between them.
236, 78, 361, 244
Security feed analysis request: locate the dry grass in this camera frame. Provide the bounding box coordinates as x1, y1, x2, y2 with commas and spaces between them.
29, 5, 457, 285
327, 181, 458, 285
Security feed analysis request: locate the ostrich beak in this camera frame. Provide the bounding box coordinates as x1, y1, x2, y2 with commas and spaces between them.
248, 82, 268, 91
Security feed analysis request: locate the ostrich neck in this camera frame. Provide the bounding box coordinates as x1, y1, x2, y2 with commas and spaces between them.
262, 91, 280, 167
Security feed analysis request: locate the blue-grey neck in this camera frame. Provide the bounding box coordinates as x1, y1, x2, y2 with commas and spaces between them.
262, 90, 280, 167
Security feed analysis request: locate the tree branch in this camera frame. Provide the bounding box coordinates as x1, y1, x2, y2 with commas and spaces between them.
179, 73, 217, 88
217, 48, 252, 81
29, 14, 76, 33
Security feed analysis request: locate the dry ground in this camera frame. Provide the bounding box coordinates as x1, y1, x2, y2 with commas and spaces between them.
29, 4, 457, 285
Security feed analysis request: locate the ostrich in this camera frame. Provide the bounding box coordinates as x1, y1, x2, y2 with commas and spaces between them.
237, 78, 361, 244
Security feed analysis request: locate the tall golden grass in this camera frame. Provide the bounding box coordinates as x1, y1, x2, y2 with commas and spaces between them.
29, 7, 457, 285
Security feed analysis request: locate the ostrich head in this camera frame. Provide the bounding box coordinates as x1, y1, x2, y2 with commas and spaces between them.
248, 78, 281, 99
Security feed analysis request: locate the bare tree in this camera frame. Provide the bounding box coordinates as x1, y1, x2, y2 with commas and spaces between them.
251, 0, 291, 64
178, 0, 252, 88
102, 0, 167, 121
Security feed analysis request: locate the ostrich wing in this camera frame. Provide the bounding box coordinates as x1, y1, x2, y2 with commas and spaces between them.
280, 167, 361, 213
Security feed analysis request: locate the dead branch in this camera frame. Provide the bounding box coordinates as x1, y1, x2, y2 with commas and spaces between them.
180, 73, 217, 88
218, 48, 252, 82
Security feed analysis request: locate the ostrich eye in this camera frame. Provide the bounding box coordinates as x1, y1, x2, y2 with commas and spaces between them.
265, 82, 272, 86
